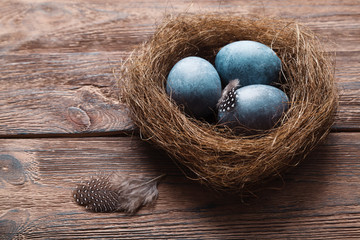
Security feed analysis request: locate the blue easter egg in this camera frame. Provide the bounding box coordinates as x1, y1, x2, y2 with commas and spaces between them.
215, 40, 282, 86
166, 56, 222, 118
218, 84, 289, 130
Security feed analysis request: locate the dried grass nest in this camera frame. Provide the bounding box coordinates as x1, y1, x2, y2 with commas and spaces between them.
120, 14, 338, 192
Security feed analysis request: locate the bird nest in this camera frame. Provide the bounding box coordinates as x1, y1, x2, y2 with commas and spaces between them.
120, 14, 338, 192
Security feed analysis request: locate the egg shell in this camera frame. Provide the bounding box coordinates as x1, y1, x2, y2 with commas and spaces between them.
218, 84, 289, 130
215, 40, 282, 86
166, 56, 222, 118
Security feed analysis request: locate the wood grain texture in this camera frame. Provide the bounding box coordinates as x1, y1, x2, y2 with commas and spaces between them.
0, 85, 134, 137
1, 0, 360, 239
0, 133, 360, 239
0, 0, 359, 136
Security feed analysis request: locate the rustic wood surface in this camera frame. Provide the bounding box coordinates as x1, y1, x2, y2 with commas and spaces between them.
0, 0, 359, 239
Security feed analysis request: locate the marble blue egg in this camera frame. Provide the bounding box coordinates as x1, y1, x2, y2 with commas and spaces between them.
166, 56, 222, 118
218, 83, 289, 130
215, 40, 282, 86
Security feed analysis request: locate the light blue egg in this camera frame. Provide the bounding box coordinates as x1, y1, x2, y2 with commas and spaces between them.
218, 84, 289, 130
166, 56, 222, 118
215, 40, 282, 86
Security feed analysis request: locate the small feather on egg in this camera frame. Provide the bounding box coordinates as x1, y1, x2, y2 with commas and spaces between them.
217, 79, 240, 112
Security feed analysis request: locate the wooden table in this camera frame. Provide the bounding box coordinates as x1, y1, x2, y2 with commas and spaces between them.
1, 1, 359, 239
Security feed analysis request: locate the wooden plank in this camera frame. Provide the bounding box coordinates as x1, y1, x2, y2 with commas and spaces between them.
0, 85, 134, 137
0, 0, 359, 136
0, 51, 358, 136
1, 132, 360, 239
1, 0, 358, 54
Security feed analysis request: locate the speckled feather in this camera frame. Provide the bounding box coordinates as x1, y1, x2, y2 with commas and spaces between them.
73, 172, 164, 214
217, 79, 240, 112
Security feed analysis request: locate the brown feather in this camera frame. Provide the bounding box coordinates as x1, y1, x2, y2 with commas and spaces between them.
73, 172, 165, 214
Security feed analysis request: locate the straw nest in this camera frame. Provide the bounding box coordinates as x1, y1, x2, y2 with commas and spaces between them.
120, 14, 338, 192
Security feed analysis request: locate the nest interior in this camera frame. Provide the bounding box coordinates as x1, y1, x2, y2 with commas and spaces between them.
120, 14, 338, 192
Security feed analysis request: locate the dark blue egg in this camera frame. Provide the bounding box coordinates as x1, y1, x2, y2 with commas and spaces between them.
215, 41, 281, 86
218, 84, 289, 130
166, 56, 222, 118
